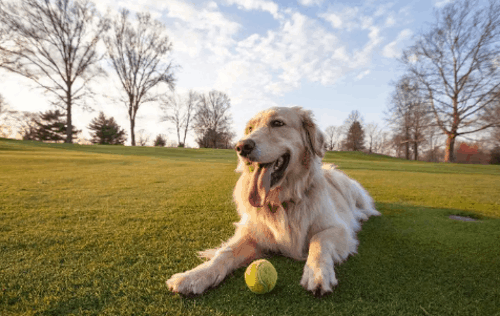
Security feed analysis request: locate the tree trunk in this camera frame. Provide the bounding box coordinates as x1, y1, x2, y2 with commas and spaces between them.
444, 133, 457, 162
182, 128, 188, 147
444, 98, 460, 163
65, 86, 72, 143
413, 141, 418, 161
130, 118, 135, 146
176, 127, 181, 146
405, 134, 410, 160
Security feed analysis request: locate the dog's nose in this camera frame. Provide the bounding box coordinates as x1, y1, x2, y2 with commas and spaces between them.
235, 139, 255, 157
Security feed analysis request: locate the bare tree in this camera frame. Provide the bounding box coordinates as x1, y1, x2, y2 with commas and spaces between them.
386, 75, 431, 160
0, 18, 11, 70
378, 131, 393, 156
0, 0, 109, 143
0, 94, 15, 121
423, 124, 443, 162
365, 123, 379, 154
12, 111, 39, 140
324, 126, 336, 151
325, 125, 344, 151
193, 90, 233, 148
401, 0, 500, 162
480, 89, 500, 146
104, 9, 176, 146
136, 129, 150, 146
160, 90, 198, 147
344, 110, 363, 126
0, 95, 15, 137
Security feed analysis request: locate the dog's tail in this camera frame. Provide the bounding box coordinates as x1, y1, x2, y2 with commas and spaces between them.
351, 180, 381, 221
323, 164, 380, 221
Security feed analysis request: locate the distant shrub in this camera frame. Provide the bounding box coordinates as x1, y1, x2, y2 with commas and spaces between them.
154, 134, 167, 147
490, 146, 500, 165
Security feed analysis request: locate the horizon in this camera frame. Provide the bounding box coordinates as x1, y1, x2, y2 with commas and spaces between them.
0, 0, 492, 148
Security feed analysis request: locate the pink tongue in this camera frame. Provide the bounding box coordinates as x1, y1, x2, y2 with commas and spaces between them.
248, 165, 272, 207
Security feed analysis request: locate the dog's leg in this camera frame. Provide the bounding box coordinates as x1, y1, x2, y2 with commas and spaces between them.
167, 229, 260, 295
300, 226, 357, 296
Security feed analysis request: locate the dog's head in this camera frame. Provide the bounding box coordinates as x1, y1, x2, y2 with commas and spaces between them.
235, 106, 325, 207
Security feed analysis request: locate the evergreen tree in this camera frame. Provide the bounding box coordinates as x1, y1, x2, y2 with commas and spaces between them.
88, 112, 127, 145
345, 121, 365, 151
34, 110, 80, 142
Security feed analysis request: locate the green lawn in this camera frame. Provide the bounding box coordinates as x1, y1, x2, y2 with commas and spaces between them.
1, 138, 499, 315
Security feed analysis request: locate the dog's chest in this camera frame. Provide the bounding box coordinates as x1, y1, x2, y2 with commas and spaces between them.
253, 207, 308, 261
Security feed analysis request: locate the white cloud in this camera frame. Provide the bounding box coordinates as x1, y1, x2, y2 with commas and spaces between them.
319, 6, 361, 31
385, 14, 396, 27
319, 2, 406, 33
374, 2, 395, 17
434, 0, 453, 8
355, 69, 371, 80
298, 0, 324, 7
231, 12, 346, 91
207, 1, 218, 9
224, 0, 282, 20
382, 41, 398, 59
161, 0, 241, 61
1, 0, 410, 146
224, 9, 387, 96
382, 29, 412, 58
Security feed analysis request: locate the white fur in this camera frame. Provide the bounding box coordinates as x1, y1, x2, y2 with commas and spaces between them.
167, 107, 380, 296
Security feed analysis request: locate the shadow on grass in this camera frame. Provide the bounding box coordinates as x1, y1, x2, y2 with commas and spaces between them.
172, 202, 500, 316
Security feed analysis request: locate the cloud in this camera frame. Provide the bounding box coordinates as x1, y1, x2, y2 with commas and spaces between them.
385, 14, 396, 27
319, 6, 361, 30
298, 0, 324, 7
355, 69, 371, 80
434, 0, 453, 8
1, 0, 410, 146
319, 2, 406, 33
161, 0, 241, 60
231, 12, 344, 92
224, 9, 387, 96
224, 0, 282, 20
382, 29, 412, 58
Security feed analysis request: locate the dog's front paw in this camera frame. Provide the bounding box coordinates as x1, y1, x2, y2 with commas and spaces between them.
167, 262, 225, 295
300, 261, 338, 296
167, 269, 211, 295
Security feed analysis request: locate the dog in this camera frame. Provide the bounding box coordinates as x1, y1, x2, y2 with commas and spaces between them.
167, 106, 380, 296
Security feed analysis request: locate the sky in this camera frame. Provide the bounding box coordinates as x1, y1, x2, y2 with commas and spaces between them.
0, 0, 458, 147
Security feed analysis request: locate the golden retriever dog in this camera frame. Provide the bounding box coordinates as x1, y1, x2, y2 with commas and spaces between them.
167, 106, 380, 296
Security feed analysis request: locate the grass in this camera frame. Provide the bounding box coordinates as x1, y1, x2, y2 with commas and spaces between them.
0, 138, 499, 315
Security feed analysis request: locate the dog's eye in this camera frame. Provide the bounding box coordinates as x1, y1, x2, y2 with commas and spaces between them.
271, 120, 285, 127
246, 126, 253, 134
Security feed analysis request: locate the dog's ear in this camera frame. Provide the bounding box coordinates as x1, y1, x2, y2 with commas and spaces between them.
294, 107, 326, 158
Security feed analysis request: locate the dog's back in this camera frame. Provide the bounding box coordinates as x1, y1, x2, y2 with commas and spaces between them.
322, 164, 380, 230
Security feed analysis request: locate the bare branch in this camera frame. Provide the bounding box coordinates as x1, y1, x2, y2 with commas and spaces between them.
104, 9, 176, 146
399, 0, 500, 162
0, 0, 110, 143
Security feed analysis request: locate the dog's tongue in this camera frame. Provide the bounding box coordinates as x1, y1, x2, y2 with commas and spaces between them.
248, 164, 272, 207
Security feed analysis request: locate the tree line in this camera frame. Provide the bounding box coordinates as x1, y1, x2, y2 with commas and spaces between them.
1, 0, 500, 161
0, 0, 235, 148
324, 0, 500, 164
390, 0, 500, 163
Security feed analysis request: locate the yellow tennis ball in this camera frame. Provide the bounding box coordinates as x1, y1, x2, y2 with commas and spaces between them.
244, 259, 277, 294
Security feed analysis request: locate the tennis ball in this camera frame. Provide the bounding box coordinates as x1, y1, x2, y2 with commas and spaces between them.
244, 259, 277, 294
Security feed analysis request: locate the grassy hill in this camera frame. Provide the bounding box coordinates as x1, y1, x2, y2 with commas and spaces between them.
1, 139, 499, 315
